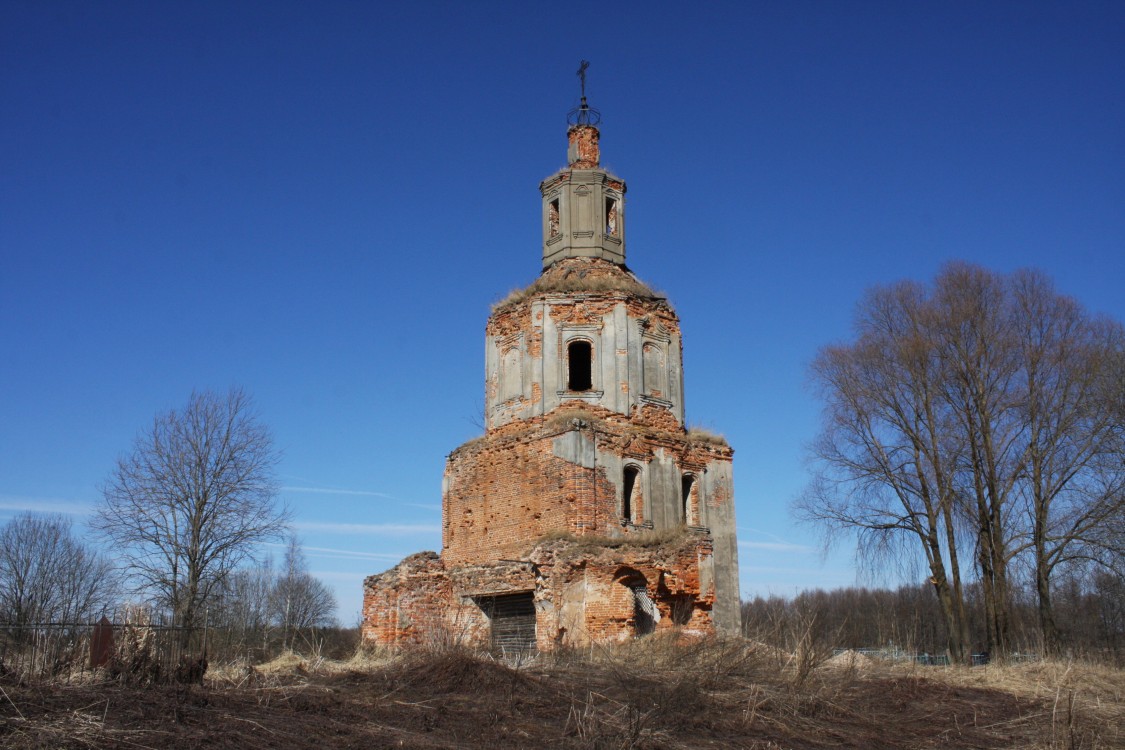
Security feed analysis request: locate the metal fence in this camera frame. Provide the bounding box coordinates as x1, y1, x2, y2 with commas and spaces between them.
0, 617, 199, 683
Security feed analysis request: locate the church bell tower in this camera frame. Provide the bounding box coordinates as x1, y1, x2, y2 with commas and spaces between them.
363, 66, 741, 650
540, 102, 626, 267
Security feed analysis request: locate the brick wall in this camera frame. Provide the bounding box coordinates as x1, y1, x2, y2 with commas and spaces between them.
362, 533, 717, 649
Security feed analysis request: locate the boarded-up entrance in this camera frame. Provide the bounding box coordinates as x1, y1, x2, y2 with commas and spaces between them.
477, 592, 536, 654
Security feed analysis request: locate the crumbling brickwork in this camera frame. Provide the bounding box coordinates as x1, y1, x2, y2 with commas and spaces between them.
363, 111, 741, 652
567, 124, 600, 169
363, 532, 717, 649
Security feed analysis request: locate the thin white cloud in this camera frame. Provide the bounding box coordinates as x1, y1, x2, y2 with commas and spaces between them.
281, 486, 438, 510
262, 541, 406, 562
739, 540, 813, 553
311, 570, 373, 583
293, 521, 440, 535
0, 495, 92, 516
282, 485, 398, 498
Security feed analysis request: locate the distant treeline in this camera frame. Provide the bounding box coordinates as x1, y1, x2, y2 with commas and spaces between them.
742, 573, 1124, 664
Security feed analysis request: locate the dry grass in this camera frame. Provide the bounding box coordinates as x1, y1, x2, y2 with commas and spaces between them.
2, 637, 1121, 749
544, 406, 605, 432
685, 426, 729, 447
903, 658, 1125, 749
492, 268, 662, 312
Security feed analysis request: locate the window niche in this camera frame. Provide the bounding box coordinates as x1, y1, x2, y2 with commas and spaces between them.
500, 346, 522, 402
642, 342, 667, 398
567, 340, 593, 392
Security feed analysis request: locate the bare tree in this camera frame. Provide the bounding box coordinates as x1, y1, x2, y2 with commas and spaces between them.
930, 264, 1022, 657
95, 388, 288, 645
272, 535, 336, 649
213, 557, 276, 654
1010, 270, 1125, 653
799, 262, 1124, 659
798, 279, 974, 662
0, 513, 118, 628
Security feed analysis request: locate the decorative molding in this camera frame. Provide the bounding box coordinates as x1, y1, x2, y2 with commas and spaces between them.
560, 323, 603, 335
639, 394, 673, 409
556, 390, 604, 400
498, 331, 524, 350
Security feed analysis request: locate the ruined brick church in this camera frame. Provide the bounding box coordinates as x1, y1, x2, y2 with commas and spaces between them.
362, 91, 740, 652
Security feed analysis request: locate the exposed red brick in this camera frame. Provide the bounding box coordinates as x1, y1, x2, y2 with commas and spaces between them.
568, 124, 600, 168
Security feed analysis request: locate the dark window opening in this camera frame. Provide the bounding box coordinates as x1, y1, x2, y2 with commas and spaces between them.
681, 475, 695, 524
477, 592, 536, 655
567, 340, 593, 391
623, 466, 639, 523
633, 585, 657, 636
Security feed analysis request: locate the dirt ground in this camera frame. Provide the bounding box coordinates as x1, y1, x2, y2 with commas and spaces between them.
1, 640, 1120, 749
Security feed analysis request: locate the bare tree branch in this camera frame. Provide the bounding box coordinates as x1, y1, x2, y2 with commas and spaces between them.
94, 387, 289, 645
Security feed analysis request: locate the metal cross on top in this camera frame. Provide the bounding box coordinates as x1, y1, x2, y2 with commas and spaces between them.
568, 60, 601, 126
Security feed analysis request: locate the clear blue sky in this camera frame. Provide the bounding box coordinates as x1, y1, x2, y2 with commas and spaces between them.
3, 1, 1122, 624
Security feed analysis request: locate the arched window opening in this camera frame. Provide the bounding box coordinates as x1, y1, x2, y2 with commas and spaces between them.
567, 340, 593, 391
622, 465, 639, 523
681, 474, 695, 525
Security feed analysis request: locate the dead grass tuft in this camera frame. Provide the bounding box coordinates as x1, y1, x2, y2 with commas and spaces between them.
492, 266, 662, 312
544, 407, 605, 432
685, 426, 729, 447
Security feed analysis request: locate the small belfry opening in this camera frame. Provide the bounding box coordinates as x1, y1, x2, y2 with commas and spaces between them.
567, 340, 593, 391
605, 197, 618, 236
548, 199, 560, 237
